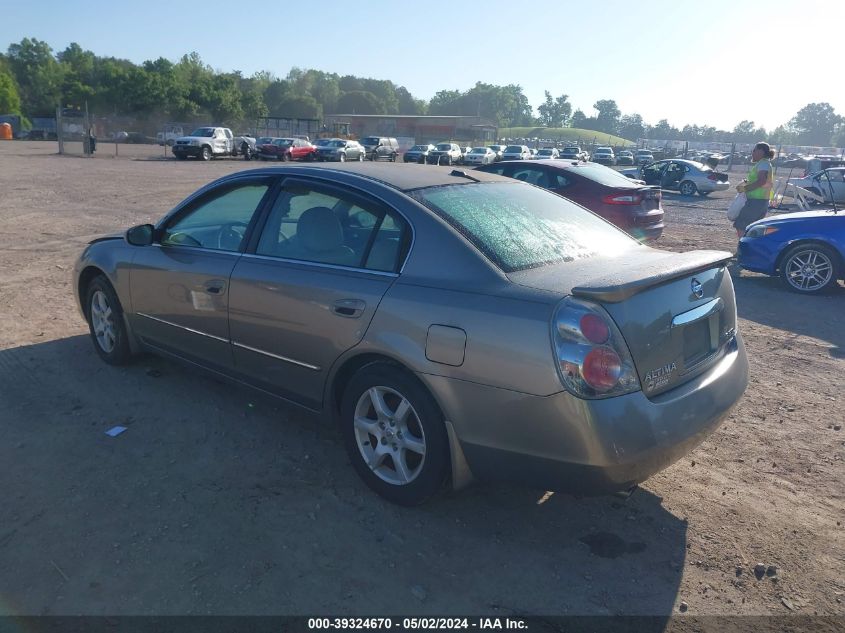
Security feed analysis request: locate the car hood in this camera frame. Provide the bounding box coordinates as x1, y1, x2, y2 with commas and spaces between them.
749, 209, 843, 226
89, 232, 124, 245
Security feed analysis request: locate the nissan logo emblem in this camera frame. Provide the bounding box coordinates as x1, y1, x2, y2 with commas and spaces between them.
691, 278, 704, 299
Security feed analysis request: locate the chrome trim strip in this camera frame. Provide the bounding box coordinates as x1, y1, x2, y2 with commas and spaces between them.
136, 312, 230, 343
240, 253, 399, 278
152, 243, 243, 257
671, 297, 723, 329
232, 341, 321, 371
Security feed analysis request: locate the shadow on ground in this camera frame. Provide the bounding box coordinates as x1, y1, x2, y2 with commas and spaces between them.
0, 336, 687, 620
732, 271, 845, 358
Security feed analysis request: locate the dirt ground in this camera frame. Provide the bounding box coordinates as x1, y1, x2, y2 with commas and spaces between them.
0, 142, 842, 619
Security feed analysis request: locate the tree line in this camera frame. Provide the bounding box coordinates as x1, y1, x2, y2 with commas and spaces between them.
0, 37, 842, 147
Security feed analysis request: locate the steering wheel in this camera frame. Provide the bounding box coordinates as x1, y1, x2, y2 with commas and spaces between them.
216, 221, 249, 250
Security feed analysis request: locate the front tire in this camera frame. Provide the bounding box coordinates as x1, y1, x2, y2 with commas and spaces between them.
340, 363, 449, 506
339, 152, 346, 162
679, 180, 697, 196
200, 146, 211, 161
779, 243, 839, 294
85, 276, 132, 365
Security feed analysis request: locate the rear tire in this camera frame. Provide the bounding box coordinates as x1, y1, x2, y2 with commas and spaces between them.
282, 152, 290, 162
84, 276, 132, 365
679, 180, 697, 196
340, 363, 449, 506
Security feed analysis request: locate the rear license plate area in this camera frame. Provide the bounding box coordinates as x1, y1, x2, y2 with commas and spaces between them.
683, 320, 712, 366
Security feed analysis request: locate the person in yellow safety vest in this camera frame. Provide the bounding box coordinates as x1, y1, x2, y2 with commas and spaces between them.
733, 141, 775, 238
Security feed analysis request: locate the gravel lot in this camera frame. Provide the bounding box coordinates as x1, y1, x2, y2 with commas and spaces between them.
0, 142, 843, 618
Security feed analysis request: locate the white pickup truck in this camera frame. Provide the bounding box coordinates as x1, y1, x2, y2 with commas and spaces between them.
171, 127, 256, 161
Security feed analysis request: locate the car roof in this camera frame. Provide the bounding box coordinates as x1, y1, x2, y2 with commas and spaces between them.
215, 162, 512, 192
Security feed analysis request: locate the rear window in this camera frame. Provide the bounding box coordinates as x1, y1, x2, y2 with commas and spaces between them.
573, 162, 643, 187
410, 182, 636, 273
361, 137, 379, 145
504, 146, 523, 153
436, 143, 452, 151
470, 148, 487, 153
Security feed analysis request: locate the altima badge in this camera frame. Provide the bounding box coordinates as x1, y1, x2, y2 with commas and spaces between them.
691, 278, 704, 299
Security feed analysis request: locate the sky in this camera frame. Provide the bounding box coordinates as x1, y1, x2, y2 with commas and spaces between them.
1, 0, 843, 131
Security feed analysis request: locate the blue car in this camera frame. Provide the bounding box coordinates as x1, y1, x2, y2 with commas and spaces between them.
738, 209, 845, 294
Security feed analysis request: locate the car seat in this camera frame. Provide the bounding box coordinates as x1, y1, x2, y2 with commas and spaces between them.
284, 206, 357, 266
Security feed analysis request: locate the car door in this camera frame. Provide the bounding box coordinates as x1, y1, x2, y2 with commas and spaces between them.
227, 178, 410, 409
129, 177, 276, 370
641, 161, 667, 186
822, 169, 845, 202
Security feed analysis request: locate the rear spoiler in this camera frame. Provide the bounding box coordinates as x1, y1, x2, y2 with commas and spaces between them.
572, 250, 732, 303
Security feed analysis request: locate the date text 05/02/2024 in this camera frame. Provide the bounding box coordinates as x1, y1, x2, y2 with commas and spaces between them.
307, 617, 528, 630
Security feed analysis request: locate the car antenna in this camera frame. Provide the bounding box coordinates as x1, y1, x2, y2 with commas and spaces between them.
822, 170, 838, 213
449, 169, 481, 182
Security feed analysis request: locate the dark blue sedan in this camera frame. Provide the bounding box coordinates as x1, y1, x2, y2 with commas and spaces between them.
738, 209, 845, 293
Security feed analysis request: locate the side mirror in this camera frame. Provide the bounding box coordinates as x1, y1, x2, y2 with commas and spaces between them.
126, 224, 154, 246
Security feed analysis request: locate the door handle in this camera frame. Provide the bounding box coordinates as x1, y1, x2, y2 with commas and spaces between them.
332, 299, 366, 318
204, 280, 226, 295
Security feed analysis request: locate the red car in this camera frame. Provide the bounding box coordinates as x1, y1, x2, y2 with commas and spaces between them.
476, 159, 664, 241
257, 137, 316, 161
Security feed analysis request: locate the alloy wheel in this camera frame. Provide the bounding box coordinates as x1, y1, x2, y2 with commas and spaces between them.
784, 249, 834, 292
90, 290, 116, 353
353, 386, 426, 486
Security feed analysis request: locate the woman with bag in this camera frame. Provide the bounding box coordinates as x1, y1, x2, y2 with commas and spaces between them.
732, 142, 775, 237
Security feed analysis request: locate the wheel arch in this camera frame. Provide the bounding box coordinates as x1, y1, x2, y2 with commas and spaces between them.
77, 265, 108, 318
77, 264, 142, 354
327, 351, 474, 490
774, 238, 844, 275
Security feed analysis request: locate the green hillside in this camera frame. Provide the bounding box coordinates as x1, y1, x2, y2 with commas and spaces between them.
499, 127, 635, 146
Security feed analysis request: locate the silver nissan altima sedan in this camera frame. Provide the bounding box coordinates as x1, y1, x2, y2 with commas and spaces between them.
74, 163, 748, 505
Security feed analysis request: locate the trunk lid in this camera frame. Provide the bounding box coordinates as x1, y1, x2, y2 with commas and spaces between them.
509, 248, 736, 397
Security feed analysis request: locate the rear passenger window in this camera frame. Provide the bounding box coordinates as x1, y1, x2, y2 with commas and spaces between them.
256, 185, 407, 271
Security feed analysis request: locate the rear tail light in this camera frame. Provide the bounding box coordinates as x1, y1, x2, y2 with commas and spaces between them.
707, 173, 718, 181
602, 193, 643, 205
552, 297, 640, 398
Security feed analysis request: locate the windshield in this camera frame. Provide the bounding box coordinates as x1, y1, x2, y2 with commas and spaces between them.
563, 147, 579, 153
470, 148, 487, 153
504, 146, 523, 153
190, 128, 214, 137
538, 149, 554, 155
257, 137, 273, 144
274, 138, 293, 146
435, 144, 452, 151
328, 140, 346, 147
411, 182, 636, 273
361, 137, 379, 145
410, 145, 429, 151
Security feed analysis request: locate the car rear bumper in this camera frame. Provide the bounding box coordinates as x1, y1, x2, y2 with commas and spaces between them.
698, 180, 731, 193
423, 335, 747, 495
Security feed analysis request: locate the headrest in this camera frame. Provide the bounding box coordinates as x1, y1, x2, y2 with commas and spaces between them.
298, 206, 343, 252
